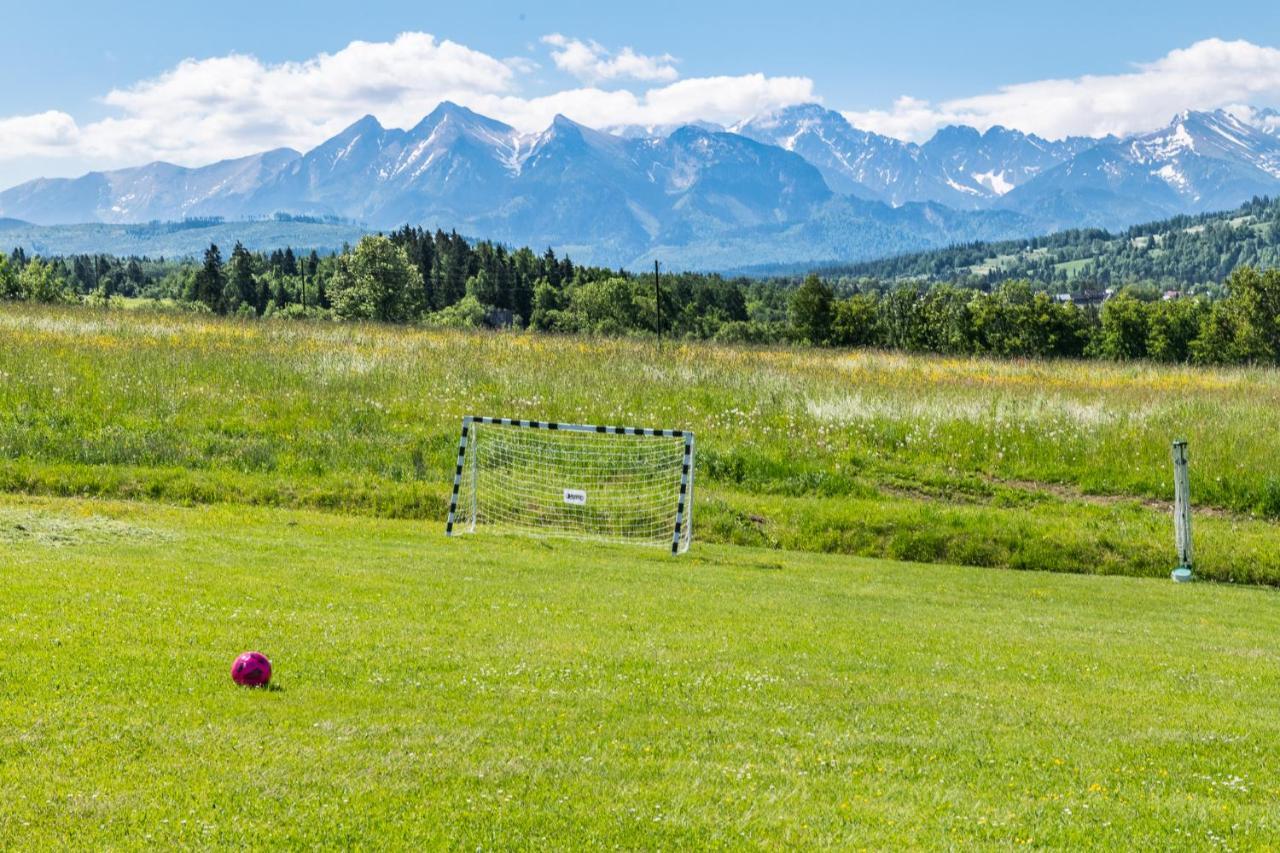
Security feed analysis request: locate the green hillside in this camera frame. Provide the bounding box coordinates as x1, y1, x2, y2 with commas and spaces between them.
828, 197, 1280, 289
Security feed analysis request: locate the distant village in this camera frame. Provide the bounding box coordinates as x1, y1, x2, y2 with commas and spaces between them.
1052, 288, 1186, 307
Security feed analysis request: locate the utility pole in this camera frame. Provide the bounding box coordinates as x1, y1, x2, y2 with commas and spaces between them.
654, 260, 662, 345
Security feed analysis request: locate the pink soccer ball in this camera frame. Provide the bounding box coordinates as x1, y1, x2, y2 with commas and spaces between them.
231, 651, 272, 687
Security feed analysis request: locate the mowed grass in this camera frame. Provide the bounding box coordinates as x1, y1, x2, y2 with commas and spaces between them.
4, 303, 1280, 582
4, 495, 1280, 847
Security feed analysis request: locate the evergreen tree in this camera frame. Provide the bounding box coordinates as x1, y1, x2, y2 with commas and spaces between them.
191, 244, 225, 312
225, 242, 258, 314
441, 231, 468, 305
72, 256, 93, 293
126, 258, 144, 284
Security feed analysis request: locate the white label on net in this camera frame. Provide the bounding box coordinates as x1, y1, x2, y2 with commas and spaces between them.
563, 489, 587, 506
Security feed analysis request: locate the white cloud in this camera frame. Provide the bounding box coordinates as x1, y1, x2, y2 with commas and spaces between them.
541, 34, 678, 84
0, 31, 811, 181
0, 111, 81, 158
844, 38, 1280, 141
502, 56, 540, 75
86, 33, 517, 164
1227, 103, 1280, 136
840, 96, 944, 143
472, 73, 816, 134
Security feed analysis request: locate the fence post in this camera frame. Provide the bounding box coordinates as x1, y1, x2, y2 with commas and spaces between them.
1172, 440, 1193, 574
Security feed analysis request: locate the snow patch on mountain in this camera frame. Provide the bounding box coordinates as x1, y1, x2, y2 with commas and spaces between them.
972, 170, 1013, 195
1155, 163, 1190, 193
944, 176, 981, 196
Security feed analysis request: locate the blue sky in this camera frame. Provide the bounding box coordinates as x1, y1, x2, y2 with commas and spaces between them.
1, 0, 1279, 187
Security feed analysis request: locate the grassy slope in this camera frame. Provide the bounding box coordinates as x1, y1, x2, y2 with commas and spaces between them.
3, 495, 1280, 847
3, 304, 1280, 583
832, 200, 1279, 285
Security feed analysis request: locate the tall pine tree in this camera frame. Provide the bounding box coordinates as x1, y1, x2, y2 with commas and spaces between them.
191, 244, 225, 312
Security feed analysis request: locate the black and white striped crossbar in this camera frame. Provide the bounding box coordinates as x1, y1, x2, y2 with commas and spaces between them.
462, 415, 688, 437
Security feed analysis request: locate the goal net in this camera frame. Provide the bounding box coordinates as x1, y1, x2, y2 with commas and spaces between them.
446, 416, 695, 554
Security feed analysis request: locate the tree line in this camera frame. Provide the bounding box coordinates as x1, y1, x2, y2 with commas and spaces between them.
3, 226, 1280, 365
0, 228, 777, 338
787, 269, 1280, 364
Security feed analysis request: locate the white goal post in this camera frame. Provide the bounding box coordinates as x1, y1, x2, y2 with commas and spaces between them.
445, 416, 695, 554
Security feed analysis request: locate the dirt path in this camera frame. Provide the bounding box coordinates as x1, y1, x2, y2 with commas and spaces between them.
875, 474, 1248, 520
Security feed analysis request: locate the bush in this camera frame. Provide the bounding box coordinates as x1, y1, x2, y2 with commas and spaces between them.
16, 259, 71, 304
423, 294, 487, 329
712, 320, 777, 345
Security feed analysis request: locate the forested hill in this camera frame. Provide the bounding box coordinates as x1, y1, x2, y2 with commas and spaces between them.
823, 196, 1280, 290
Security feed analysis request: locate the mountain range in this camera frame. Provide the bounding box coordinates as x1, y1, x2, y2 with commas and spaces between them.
735, 104, 1104, 208
737, 105, 1280, 228
2, 102, 1279, 268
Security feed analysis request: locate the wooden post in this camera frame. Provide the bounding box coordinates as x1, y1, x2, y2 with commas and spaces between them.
1172, 440, 1193, 570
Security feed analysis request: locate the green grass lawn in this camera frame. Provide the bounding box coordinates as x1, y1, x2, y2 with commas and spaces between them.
5, 303, 1280, 584
4, 495, 1280, 847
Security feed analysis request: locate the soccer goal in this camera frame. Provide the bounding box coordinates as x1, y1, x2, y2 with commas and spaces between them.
445, 416, 695, 554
